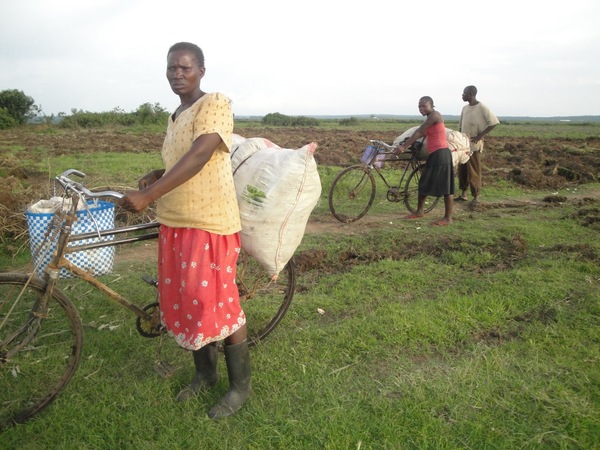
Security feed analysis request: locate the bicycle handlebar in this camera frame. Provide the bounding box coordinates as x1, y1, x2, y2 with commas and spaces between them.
56, 169, 124, 200
369, 139, 422, 155
369, 139, 396, 150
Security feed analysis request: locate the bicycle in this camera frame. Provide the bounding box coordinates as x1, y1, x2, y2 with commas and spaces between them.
328, 139, 441, 223
0, 169, 296, 431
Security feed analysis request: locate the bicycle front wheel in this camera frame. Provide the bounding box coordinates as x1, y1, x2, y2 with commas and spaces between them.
403, 165, 441, 214
236, 251, 296, 347
0, 273, 84, 431
328, 165, 376, 223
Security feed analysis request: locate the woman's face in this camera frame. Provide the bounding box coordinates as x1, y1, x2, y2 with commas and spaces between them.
418, 99, 433, 116
166, 50, 205, 96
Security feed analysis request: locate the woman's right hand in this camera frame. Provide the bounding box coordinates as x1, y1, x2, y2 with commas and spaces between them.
138, 169, 165, 189
119, 189, 154, 213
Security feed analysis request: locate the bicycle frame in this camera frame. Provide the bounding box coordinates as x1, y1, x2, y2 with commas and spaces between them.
58, 221, 160, 322
361, 139, 425, 198
32, 168, 297, 332
365, 150, 421, 193
32, 168, 297, 338
328, 138, 439, 222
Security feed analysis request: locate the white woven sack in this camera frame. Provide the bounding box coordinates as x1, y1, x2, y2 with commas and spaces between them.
231, 137, 321, 279
393, 126, 471, 168
446, 130, 472, 165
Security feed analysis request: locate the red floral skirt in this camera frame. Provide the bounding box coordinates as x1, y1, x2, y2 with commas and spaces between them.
158, 225, 245, 350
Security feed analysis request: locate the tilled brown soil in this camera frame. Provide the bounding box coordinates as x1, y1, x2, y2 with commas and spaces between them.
2, 127, 599, 185
1, 126, 599, 249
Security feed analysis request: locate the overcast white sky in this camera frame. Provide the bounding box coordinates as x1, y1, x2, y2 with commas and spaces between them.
1, 0, 599, 118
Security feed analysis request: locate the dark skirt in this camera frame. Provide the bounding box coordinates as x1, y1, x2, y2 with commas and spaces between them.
418, 148, 455, 197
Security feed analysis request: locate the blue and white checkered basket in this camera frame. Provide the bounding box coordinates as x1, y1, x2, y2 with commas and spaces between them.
27, 200, 115, 279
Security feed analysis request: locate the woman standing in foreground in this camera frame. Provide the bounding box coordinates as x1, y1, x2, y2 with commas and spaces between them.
119, 42, 250, 419
396, 96, 454, 225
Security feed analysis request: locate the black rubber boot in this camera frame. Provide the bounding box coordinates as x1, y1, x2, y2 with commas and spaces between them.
207, 340, 252, 419
176, 342, 219, 402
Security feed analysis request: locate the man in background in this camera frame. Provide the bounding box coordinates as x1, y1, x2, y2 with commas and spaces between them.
457, 85, 500, 203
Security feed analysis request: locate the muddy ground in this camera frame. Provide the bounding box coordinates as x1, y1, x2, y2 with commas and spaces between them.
2, 126, 599, 185
1, 126, 599, 251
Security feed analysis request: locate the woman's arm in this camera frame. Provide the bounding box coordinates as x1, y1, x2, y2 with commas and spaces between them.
119, 133, 222, 212
396, 111, 441, 153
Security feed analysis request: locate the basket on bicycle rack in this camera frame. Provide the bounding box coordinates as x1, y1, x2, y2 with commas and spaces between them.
26, 200, 116, 278
360, 145, 386, 168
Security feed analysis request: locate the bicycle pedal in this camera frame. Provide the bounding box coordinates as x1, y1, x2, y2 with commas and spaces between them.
154, 360, 177, 379
142, 275, 158, 287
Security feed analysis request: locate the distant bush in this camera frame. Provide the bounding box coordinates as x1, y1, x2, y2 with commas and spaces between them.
0, 107, 17, 130
262, 112, 320, 127
339, 117, 359, 126
59, 103, 169, 129
133, 103, 169, 125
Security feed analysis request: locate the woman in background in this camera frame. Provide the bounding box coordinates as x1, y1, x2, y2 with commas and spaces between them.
396, 96, 454, 225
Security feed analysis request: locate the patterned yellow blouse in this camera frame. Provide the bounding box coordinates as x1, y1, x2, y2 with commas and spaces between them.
156, 93, 241, 235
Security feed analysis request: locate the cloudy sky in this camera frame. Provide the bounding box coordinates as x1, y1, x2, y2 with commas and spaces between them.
1, 0, 599, 118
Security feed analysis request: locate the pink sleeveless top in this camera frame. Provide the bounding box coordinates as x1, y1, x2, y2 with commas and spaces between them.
425, 121, 448, 153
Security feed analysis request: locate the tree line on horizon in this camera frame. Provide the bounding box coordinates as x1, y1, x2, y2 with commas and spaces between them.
1, 89, 598, 130
0, 89, 326, 129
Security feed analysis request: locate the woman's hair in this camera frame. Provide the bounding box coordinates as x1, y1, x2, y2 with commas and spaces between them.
420, 96, 434, 107
167, 42, 205, 68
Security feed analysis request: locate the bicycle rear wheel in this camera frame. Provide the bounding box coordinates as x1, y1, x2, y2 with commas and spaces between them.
0, 273, 84, 431
403, 165, 441, 214
236, 251, 296, 347
328, 165, 376, 223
